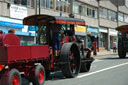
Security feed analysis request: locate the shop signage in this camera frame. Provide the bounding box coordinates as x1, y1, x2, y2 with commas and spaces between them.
28, 26, 38, 31
0, 17, 24, 28
87, 27, 98, 33
75, 26, 86, 35
10, 4, 27, 19
99, 27, 108, 33
109, 28, 117, 36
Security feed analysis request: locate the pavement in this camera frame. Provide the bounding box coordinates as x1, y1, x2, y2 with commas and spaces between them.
92, 49, 118, 58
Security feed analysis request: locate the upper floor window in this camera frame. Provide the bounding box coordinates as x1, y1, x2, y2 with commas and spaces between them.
27, 0, 34, 8
8, 0, 14, 3
8, 0, 34, 8
118, 12, 124, 22
100, 8, 108, 19
124, 14, 128, 23
56, 0, 70, 13
73, 2, 80, 14
108, 10, 117, 21
81, 5, 86, 16
87, 6, 97, 18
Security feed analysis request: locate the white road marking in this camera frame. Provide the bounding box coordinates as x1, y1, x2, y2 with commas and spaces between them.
77, 62, 128, 78
93, 59, 104, 63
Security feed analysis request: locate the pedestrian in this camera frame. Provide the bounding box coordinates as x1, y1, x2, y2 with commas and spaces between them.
113, 40, 117, 53
8, 29, 15, 34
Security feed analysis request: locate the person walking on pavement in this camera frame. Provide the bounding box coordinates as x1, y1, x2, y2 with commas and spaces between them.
113, 40, 117, 53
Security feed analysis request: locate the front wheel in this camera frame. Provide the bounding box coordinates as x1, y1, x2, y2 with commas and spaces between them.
31, 65, 45, 85
80, 63, 91, 72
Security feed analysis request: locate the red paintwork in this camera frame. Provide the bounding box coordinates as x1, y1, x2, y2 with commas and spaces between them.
63, 36, 69, 43
0, 64, 4, 71
56, 20, 85, 26
121, 29, 128, 38
92, 42, 97, 53
31, 45, 49, 59
121, 28, 128, 32
38, 70, 44, 83
0, 45, 49, 64
12, 75, 19, 85
0, 34, 20, 46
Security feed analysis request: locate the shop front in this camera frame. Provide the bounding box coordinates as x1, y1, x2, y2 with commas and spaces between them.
99, 27, 108, 50
0, 17, 35, 45
75, 25, 87, 48
109, 28, 117, 49
87, 26, 99, 50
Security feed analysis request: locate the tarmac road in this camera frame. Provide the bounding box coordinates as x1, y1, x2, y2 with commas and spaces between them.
27, 55, 128, 85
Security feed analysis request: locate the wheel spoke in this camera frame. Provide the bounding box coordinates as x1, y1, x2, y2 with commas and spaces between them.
38, 70, 44, 83
12, 75, 19, 85
69, 50, 77, 73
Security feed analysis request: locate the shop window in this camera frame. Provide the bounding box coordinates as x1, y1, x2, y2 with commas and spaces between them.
118, 12, 124, 22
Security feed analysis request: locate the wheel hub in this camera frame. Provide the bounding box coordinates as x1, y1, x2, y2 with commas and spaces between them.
38, 70, 44, 83
12, 75, 19, 85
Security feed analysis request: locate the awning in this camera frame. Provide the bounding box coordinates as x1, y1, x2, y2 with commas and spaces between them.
23, 15, 85, 26
87, 27, 98, 33
115, 25, 128, 31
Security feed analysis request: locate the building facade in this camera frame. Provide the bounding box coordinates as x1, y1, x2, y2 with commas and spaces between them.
0, 0, 128, 51
72, 0, 128, 51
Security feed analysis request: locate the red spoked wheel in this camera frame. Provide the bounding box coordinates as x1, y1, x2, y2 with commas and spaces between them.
12, 75, 19, 85
38, 70, 44, 83
32, 65, 45, 85
9, 69, 22, 85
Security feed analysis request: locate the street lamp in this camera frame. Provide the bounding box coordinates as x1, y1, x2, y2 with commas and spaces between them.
34, 0, 41, 44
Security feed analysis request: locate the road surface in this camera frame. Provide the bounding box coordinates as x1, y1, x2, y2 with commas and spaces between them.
27, 55, 128, 85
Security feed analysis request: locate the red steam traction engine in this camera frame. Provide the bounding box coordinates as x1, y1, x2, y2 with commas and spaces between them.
0, 15, 94, 85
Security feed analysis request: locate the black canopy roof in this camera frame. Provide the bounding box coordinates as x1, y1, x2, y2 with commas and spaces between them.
23, 15, 85, 26
116, 25, 128, 31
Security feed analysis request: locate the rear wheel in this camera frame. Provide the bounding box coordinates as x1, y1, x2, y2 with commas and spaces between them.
80, 63, 91, 72
31, 65, 45, 85
118, 39, 126, 58
60, 43, 81, 78
9, 69, 22, 85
